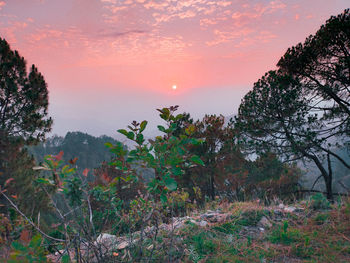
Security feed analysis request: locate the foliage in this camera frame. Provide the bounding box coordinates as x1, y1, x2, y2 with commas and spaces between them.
0, 38, 52, 144
106, 105, 204, 203
269, 221, 303, 245
243, 153, 302, 203
277, 9, 350, 137
0, 136, 50, 216
29, 132, 121, 174
309, 193, 331, 210
9, 234, 48, 263
235, 62, 346, 201
171, 113, 247, 202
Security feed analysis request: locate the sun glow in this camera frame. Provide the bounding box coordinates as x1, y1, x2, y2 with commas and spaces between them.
172, 85, 177, 90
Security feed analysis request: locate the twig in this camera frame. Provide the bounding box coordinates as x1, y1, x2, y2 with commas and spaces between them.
0, 190, 65, 242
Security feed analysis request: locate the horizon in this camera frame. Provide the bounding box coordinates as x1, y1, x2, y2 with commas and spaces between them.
0, 0, 349, 137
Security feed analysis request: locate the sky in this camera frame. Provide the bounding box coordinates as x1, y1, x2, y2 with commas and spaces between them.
0, 0, 349, 137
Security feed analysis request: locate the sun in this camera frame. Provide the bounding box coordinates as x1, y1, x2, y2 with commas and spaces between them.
172, 84, 177, 90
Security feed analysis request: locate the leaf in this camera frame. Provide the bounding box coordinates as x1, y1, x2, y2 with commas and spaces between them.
61, 254, 70, 263
127, 131, 135, 140
12, 241, 26, 252
82, 168, 89, 177
171, 166, 183, 176
190, 155, 204, 166
4, 178, 14, 187
164, 176, 177, 191
104, 142, 113, 148
19, 229, 31, 243
29, 234, 42, 248
68, 157, 78, 165
160, 193, 167, 203
157, 125, 166, 132
55, 151, 64, 161
185, 124, 195, 135
136, 133, 144, 145
11, 195, 17, 199
140, 120, 148, 132
117, 129, 128, 136
36, 178, 51, 185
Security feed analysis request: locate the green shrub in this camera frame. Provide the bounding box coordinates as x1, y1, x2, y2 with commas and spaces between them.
309, 193, 331, 210
269, 221, 302, 245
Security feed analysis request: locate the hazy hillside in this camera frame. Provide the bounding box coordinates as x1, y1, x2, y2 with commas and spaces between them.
28, 131, 121, 172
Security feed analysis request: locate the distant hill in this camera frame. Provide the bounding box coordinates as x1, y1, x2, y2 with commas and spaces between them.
28, 131, 121, 172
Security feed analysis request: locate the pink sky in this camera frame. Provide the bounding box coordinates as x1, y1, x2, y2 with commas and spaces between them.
0, 0, 349, 136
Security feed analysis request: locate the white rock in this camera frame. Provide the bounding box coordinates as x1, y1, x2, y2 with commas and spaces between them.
284, 206, 296, 213
96, 233, 118, 246
199, 220, 208, 227
258, 216, 272, 229
117, 241, 129, 250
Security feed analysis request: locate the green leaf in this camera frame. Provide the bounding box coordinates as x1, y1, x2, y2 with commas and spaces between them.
29, 235, 42, 248
160, 193, 167, 203
177, 146, 186, 155
140, 120, 148, 132
190, 155, 204, 166
127, 131, 135, 140
164, 176, 177, 191
157, 125, 166, 132
62, 254, 70, 263
36, 178, 51, 185
136, 133, 144, 145
104, 142, 113, 148
117, 129, 128, 136
171, 166, 183, 176
185, 124, 195, 135
12, 241, 26, 252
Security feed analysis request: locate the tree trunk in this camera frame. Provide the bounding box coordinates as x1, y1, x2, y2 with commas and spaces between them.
210, 173, 215, 200
324, 172, 333, 201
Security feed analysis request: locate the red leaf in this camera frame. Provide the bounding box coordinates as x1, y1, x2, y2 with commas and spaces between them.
83, 168, 89, 177
11, 195, 17, 199
20, 229, 31, 243
4, 178, 14, 187
102, 173, 112, 183
55, 151, 64, 161
69, 157, 78, 165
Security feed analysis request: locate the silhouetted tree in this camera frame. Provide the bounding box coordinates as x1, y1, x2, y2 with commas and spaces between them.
277, 9, 350, 137
235, 70, 350, 200
0, 37, 52, 216
0, 38, 52, 144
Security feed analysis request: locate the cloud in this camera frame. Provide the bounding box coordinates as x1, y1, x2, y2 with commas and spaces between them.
98, 29, 146, 38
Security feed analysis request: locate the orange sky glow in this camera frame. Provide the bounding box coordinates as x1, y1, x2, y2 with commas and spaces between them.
0, 0, 349, 136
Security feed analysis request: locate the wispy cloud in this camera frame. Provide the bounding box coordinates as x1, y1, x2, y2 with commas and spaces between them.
97, 29, 146, 38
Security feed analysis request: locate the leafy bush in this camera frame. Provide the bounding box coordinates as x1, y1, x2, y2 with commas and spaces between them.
269, 221, 302, 245
309, 193, 331, 210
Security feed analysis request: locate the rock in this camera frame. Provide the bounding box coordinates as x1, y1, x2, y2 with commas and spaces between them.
258, 216, 272, 229
117, 241, 129, 250
284, 206, 296, 213
201, 211, 221, 223
198, 220, 208, 227
96, 233, 118, 247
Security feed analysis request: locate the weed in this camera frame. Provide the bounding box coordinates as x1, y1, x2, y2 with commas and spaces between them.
313, 212, 330, 225
309, 193, 331, 210
269, 221, 302, 245
236, 209, 267, 226
213, 221, 241, 234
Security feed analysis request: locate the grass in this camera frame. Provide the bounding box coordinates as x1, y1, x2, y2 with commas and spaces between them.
176, 197, 350, 262
90, 197, 350, 262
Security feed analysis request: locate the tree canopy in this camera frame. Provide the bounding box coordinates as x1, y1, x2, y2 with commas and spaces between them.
236, 9, 350, 200
0, 38, 52, 144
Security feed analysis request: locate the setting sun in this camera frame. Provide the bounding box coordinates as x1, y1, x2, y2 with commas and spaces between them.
172, 85, 177, 90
